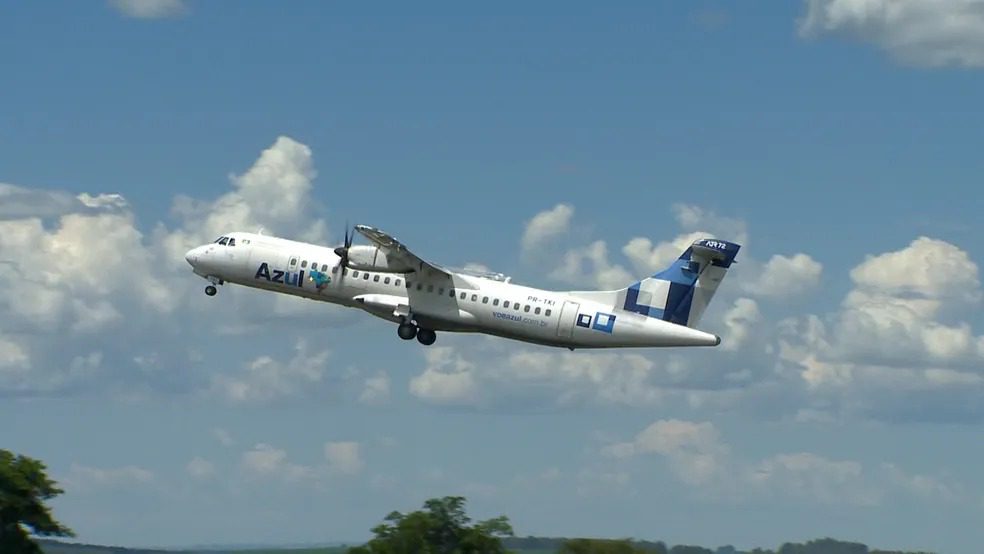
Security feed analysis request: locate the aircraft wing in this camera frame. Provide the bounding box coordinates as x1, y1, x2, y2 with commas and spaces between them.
354, 225, 452, 280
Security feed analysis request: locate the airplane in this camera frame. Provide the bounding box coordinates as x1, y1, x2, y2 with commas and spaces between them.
184, 225, 740, 349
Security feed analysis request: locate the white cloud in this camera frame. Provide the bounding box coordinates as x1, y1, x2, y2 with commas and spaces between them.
65, 463, 155, 492
604, 419, 963, 507
359, 372, 391, 405
742, 253, 823, 299
722, 298, 761, 351
799, 0, 984, 67
324, 441, 363, 475
162, 136, 327, 272
409, 347, 480, 406
548, 240, 634, 290
602, 419, 728, 486
109, 0, 187, 19
521, 204, 574, 256
850, 236, 980, 302
210, 339, 330, 404
749, 452, 878, 506
240, 443, 315, 482
186, 457, 215, 480
212, 427, 235, 447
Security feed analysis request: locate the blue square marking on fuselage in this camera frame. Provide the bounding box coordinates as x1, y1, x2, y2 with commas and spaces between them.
576, 313, 592, 328
592, 312, 616, 333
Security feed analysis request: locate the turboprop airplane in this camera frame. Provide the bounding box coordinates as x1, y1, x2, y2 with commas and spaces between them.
184, 225, 740, 349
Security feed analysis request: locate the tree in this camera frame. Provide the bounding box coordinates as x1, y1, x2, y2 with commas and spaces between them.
348, 496, 514, 554
0, 449, 74, 554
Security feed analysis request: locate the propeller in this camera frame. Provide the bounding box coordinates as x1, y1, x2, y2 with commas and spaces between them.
333, 222, 354, 269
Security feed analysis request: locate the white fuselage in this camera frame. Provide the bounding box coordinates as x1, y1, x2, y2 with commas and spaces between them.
185, 232, 720, 349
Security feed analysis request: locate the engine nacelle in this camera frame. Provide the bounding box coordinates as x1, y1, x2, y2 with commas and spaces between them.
345, 245, 415, 273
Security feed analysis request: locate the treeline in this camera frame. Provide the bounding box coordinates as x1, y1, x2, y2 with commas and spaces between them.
504, 537, 934, 554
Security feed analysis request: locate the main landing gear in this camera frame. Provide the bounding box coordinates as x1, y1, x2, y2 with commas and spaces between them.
397, 319, 436, 345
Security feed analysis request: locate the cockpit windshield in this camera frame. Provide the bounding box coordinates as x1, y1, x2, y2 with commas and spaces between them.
212, 235, 241, 246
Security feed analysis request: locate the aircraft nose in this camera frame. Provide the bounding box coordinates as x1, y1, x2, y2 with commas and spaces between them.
185, 247, 199, 266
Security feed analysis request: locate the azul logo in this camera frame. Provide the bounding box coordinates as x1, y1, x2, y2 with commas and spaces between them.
255, 263, 304, 287
576, 311, 616, 334
308, 268, 332, 291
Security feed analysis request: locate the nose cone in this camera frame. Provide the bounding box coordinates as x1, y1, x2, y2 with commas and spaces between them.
185, 246, 200, 266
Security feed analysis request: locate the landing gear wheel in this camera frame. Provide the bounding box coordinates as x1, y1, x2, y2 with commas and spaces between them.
397, 323, 418, 340
416, 328, 436, 345
205, 285, 217, 296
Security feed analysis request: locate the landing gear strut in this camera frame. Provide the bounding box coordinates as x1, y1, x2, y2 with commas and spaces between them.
205, 285, 217, 296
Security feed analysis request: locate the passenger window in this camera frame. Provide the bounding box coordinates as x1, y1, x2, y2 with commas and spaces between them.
322, 264, 328, 272
343, 268, 348, 276
471, 294, 478, 301
301, 260, 308, 268
395, 279, 401, 287
332, 266, 339, 274
545, 309, 552, 317
406, 281, 412, 288
363, 272, 370, 280
353, 270, 359, 278
514, 303, 520, 310
493, 299, 500, 306
535, 307, 541, 315
374, 275, 380, 282
417, 283, 423, 291
427, 284, 434, 293
228, 238, 236, 247
243, 239, 250, 244
311, 261, 317, 269
482, 296, 489, 304
384, 277, 391, 284
449, 289, 455, 297
524, 305, 530, 312
503, 301, 510, 308
460, 292, 466, 300
438, 287, 444, 295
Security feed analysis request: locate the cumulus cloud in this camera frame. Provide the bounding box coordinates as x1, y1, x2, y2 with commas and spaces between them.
721, 298, 761, 351
742, 254, 823, 299
241, 443, 315, 482
0, 136, 345, 399
186, 457, 215, 479
359, 372, 391, 405
324, 441, 363, 475
850, 236, 980, 302
65, 463, 155, 492
409, 347, 480, 406
521, 203, 574, 256
109, 0, 187, 19
604, 419, 961, 506
210, 339, 330, 404
602, 419, 728, 486
799, 0, 984, 67
776, 237, 984, 421
409, 343, 680, 409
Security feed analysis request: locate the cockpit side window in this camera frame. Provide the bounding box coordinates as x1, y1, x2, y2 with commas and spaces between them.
228, 238, 236, 247
218, 237, 229, 245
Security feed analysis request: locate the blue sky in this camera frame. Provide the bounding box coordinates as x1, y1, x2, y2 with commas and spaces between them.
2, 1, 984, 553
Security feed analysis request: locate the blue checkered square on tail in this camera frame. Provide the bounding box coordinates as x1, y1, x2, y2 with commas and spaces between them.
619, 238, 740, 328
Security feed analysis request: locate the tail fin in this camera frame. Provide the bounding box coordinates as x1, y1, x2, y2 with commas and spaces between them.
619, 238, 740, 328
